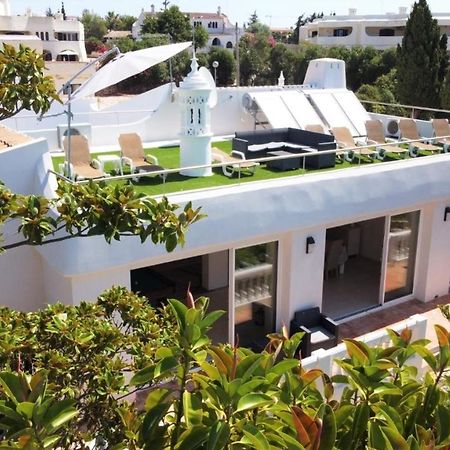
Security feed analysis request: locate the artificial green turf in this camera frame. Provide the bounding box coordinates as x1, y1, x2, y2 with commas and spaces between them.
51, 141, 427, 197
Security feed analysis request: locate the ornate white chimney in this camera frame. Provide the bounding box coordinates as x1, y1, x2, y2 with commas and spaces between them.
150, 4, 155, 14
178, 55, 214, 177
217, 6, 221, 15
348, 8, 357, 16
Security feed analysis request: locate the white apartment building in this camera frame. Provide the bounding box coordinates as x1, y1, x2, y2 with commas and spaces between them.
299, 7, 450, 51
132, 5, 241, 50
0, 0, 87, 62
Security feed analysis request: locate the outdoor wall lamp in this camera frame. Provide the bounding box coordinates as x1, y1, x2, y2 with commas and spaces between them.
444, 206, 450, 222
306, 236, 316, 254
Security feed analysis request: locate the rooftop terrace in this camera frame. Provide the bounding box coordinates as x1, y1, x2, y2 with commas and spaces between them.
51, 138, 446, 197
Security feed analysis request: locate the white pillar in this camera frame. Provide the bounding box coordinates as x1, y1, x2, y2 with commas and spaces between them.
179, 56, 214, 177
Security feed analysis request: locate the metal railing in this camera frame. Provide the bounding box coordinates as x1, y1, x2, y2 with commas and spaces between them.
49, 134, 450, 196
361, 100, 450, 118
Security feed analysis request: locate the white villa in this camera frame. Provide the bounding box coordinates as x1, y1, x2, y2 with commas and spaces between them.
0, 0, 87, 62
0, 50, 449, 350
299, 7, 450, 51
132, 5, 241, 50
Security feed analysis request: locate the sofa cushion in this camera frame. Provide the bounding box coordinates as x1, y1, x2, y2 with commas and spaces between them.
310, 326, 334, 344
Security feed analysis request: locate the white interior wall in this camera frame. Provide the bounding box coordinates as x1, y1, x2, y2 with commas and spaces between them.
202, 251, 229, 290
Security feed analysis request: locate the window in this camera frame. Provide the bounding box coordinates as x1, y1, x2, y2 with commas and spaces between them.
226, 41, 233, 48
312, 30, 318, 37
234, 242, 278, 348
333, 28, 349, 37
45, 31, 49, 41
379, 28, 395, 37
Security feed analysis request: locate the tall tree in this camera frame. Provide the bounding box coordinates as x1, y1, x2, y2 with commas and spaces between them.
105, 11, 121, 31
193, 24, 208, 50
142, 6, 191, 43
80, 9, 108, 41
396, 0, 448, 111
248, 10, 258, 26
208, 48, 236, 86
290, 12, 324, 44
118, 14, 137, 31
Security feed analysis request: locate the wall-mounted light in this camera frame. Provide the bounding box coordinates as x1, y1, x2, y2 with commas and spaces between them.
306, 236, 315, 254
444, 206, 450, 222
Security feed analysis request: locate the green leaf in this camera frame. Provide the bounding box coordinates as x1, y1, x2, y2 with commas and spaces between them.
317, 404, 336, 450
268, 359, 300, 377
344, 339, 370, 364
16, 402, 34, 419
175, 426, 208, 450
436, 404, 450, 443
168, 299, 188, 331
351, 402, 370, 446
144, 388, 171, 412
141, 403, 170, 442
235, 393, 273, 413
335, 404, 354, 429
44, 399, 78, 433
183, 391, 203, 427
380, 426, 409, 450
206, 421, 230, 450
130, 365, 155, 386
240, 423, 270, 450
0, 372, 28, 404
154, 357, 178, 379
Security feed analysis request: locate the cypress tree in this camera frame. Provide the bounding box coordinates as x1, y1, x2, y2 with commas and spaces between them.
396, 0, 448, 110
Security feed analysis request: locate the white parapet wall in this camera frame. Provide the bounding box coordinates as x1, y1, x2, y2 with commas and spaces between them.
302, 314, 428, 398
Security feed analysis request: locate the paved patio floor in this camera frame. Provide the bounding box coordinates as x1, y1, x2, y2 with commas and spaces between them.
339, 294, 450, 349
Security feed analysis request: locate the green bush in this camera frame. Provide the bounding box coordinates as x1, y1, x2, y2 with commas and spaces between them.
1, 290, 449, 449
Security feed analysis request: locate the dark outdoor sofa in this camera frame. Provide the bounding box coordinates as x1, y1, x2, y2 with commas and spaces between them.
232, 127, 336, 169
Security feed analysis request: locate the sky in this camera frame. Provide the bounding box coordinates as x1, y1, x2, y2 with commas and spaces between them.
10, 0, 450, 28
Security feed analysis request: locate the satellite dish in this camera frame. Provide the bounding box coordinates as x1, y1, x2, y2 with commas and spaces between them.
199, 67, 217, 108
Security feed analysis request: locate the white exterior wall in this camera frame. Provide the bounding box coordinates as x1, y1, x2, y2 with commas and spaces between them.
0, 247, 45, 310
26, 154, 450, 311
0, 15, 87, 61
300, 12, 450, 50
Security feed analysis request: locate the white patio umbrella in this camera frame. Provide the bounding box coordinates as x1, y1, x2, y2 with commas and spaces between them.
70, 41, 192, 100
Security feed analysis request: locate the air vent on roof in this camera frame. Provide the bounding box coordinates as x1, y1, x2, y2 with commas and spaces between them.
387, 119, 399, 136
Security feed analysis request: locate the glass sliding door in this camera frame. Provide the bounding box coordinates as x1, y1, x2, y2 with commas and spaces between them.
384, 211, 420, 302
234, 242, 277, 349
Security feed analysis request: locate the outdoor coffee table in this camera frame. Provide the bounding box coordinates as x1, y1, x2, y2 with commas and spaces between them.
267, 150, 302, 171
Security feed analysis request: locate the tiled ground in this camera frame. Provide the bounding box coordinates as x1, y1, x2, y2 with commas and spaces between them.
339, 294, 450, 348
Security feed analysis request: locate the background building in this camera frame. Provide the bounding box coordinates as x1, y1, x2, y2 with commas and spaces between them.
132, 5, 241, 51
0, 0, 87, 62
299, 7, 450, 51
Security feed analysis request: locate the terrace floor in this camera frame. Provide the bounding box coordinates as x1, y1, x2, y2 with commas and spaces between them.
52, 140, 428, 197
340, 294, 450, 350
